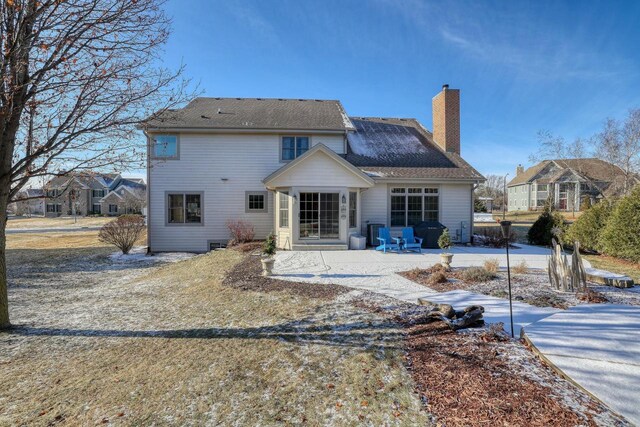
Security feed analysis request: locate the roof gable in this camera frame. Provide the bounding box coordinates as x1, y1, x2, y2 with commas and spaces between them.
263, 144, 374, 189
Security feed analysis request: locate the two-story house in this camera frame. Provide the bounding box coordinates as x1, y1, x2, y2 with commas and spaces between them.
507, 158, 635, 212
143, 85, 485, 252
44, 173, 146, 217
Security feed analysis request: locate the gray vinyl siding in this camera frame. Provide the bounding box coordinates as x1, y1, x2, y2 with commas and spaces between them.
359, 182, 473, 243
148, 133, 344, 252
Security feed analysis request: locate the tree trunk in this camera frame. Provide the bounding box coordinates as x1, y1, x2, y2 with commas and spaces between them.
0, 192, 10, 329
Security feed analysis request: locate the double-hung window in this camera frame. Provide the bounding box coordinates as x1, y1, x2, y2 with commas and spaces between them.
93, 204, 101, 214
168, 193, 202, 224
279, 192, 289, 228
281, 136, 309, 161
349, 191, 357, 228
92, 189, 105, 198
46, 204, 61, 213
109, 204, 118, 214
390, 187, 439, 227
152, 135, 179, 159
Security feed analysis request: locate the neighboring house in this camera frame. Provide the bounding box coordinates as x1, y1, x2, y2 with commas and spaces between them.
143, 85, 485, 252
13, 188, 45, 216
44, 173, 146, 217
100, 178, 147, 216
507, 159, 636, 212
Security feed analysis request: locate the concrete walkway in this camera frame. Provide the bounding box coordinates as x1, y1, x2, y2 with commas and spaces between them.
523, 304, 640, 425
274, 248, 638, 423
273, 245, 567, 334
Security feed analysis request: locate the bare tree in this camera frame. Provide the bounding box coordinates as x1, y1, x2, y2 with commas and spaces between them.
475, 174, 505, 211
593, 111, 640, 196
0, 0, 192, 329
529, 130, 588, 162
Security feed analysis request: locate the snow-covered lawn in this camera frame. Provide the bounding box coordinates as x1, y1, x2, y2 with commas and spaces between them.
0, 238, 430, 426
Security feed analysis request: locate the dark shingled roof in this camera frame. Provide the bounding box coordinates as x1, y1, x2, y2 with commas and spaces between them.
508, 159, 628, 187
145, 97, 354, 131
345, 118, 484, 180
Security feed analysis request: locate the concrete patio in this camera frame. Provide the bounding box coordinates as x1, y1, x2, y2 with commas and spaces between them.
273, 243, 568, 334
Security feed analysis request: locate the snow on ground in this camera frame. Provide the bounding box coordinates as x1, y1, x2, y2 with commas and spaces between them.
109, 246, 196, 263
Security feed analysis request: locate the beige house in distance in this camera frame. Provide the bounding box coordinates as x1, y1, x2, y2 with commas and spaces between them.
507, 158, 635, 212
44, 173, 146, 217
143, 85, 485, 252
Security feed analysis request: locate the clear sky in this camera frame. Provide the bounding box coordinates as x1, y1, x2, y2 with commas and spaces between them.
149, 0, 640, 178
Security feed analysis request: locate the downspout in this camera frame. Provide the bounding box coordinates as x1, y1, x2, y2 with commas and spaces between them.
471, 181, 480, 244
144, 130, 151, 254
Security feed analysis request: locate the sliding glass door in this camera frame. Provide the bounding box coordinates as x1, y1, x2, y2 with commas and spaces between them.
299, 192, 340, 239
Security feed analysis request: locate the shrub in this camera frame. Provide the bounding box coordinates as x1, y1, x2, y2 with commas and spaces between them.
226, 219, 255, 246
461, 267, 497, 283
428, 271, 448, 285
263, 232, 277, 257
483, 258, 500, 273
565, 200, 614, 253
479, 227, 515, 248
512, 260, 529, 274
527, 206, 567, 246
98, 214, 145, 254
474, 198, 487, 213
600, 186, 640, 262
438, 228, 452, 251
429, 263, 447, 273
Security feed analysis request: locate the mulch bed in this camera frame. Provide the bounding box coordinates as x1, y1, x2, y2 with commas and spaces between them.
402, 321, 600, 426
398, 267, 472, 293
222, 251, 349, 300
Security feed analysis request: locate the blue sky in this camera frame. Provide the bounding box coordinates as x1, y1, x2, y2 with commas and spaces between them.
151, 0, 640, 178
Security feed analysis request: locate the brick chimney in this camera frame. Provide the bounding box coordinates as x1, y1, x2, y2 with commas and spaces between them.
516, 164, 525, 176
432, 84, 460, 154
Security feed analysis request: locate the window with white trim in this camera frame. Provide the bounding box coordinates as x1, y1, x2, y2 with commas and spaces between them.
109, 204, 118, 214
152, 135, 178, 158
390, 187, 439, 227
93, 204, 101, 214
349, 191, 357, 228
279, 191, 289, 228
281, 136, 309, 160
92, 189, 105, 198
168, 193, 202, 223
46, 203, 61, 213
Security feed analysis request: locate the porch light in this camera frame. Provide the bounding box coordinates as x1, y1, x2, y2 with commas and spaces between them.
500, 220, 514, 338
292, 194, 297, 204
341, 194, 346, 204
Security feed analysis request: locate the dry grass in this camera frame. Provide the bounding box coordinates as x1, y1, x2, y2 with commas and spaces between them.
6, 230, 146, 251
1, 234, 430, 425
583, 254, 640, 283
473, 223, 530, 243
513, 259, 529, 274
483, 258, 500, 273
7, 216, 113, 229
489, 210, 582, 223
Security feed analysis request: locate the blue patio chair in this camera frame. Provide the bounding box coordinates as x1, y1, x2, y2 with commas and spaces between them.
376, 227, 401, 253
402, 227, 423, 253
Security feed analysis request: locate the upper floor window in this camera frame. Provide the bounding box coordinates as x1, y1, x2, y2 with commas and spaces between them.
92, 189, 105, 198
152, 135, 179, 159
536, 184, 548, 192
46, 189, 59, 198
281, 136, 309, 161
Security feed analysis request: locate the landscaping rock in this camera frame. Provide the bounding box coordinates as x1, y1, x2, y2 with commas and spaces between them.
585, 268, 635, 289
